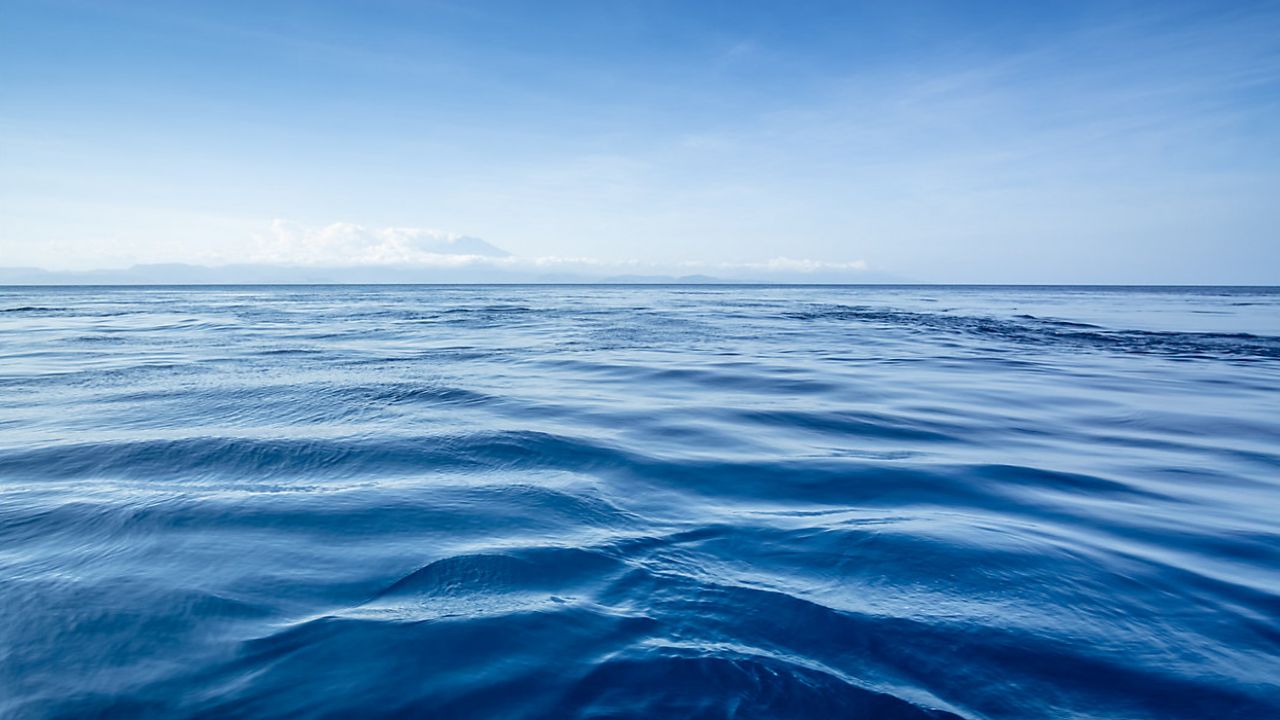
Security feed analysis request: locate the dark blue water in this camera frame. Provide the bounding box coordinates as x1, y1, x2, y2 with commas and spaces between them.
2, 285, 1278, 719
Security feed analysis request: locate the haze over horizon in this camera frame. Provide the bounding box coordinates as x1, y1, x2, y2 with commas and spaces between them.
3, 1, 1279, 284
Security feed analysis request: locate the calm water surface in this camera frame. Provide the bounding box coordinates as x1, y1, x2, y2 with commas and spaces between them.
1, 285, 1278, 719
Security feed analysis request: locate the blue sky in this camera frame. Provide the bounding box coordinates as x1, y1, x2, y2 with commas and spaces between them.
2, 0, 1278, 282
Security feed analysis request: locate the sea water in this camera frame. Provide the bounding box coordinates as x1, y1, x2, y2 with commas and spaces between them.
1, 285, 1277, 718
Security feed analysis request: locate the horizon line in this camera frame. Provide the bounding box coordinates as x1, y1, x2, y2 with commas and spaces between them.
4, 282, 1278, 289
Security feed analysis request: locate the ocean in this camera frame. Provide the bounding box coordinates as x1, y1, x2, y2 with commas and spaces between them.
1, 285, 1277, 719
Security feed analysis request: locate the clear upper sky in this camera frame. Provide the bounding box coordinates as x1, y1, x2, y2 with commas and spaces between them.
2, 0, 1278, 282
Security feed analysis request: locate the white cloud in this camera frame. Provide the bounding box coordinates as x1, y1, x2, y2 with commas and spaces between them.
237, 221, 872, 277
174, 220, 876, 282
247, 220, 509, 266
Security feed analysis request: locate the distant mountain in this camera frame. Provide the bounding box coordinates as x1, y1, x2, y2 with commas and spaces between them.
0, 263, 906, 285
407, 236, 510, 257
599, 274, 739, 284
0, 264, 523, 285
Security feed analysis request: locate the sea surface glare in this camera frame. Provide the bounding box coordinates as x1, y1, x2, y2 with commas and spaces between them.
1, 285, 1278, 719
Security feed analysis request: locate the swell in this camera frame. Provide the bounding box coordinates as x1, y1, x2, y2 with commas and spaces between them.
0, 432, 622, 482
0, 431, 1171, 511
42, 529, 1268, 719
0, 429, 1256, 549
3, 427, 1276, 609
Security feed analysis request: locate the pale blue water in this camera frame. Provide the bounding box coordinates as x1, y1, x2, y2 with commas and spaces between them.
1, 285, 1278, 719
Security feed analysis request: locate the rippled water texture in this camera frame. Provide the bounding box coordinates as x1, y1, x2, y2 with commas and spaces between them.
2, 285, 1278, 719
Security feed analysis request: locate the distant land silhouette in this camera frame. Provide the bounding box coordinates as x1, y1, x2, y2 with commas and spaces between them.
0, 263, 907, 285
